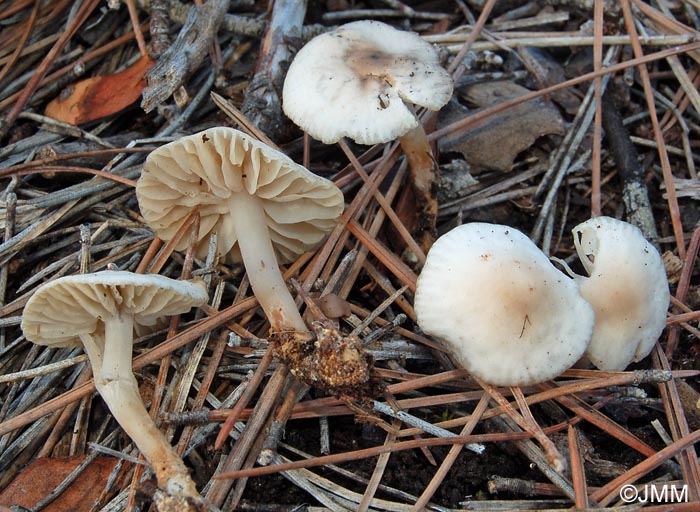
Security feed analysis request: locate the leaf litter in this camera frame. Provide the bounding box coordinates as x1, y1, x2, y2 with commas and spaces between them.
0, 0, 700, 510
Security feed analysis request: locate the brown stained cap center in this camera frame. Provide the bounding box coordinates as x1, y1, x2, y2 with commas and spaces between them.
344, 41, 418, 87
345, 42, 395, 75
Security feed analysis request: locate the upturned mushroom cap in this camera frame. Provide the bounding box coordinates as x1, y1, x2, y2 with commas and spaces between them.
136, 127, 344, 264
572, 216, 670, 371
282, 20, 454, 145
415, 223, 594, 387
21, 271, 208, 347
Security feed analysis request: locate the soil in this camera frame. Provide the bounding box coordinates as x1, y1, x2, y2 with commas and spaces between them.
235, 378, 684, 509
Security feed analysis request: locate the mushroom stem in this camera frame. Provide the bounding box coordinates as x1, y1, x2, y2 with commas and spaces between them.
398, 123, 439, 255
228, 189, 307, 332
79, 318, 199, 499
101, 312, 135, 382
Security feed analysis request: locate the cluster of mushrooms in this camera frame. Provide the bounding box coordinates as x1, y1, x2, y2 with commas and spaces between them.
21, 125, 348, 504
414, 218, 671, 387
282, 19, 672, 386
17, 18, 673, 505
19, 19, 454, 504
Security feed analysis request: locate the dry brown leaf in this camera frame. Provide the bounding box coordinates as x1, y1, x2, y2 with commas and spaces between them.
0, 456, 118, 511
45, 56, 154, 125
438, 81, 565, 172
518, 47, 582, 114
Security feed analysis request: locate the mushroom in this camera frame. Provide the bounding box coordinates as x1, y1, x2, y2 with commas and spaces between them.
571, 216, 670, 370
135, 126, 344, 333
282, 20, 453, 252
414, 223, 595, 387
20, 270, 208, 499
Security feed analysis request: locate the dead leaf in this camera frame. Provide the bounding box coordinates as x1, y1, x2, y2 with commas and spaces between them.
0, 456, 118, 511
518, 47, 582, 114
45, 56, 154, 125
438, 81, 565, 173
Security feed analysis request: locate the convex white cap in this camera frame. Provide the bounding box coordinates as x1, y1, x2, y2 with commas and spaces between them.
21, 271, 208, 347
136, 127, 344, 264
572, 216, 670, 370
282, 20, 454, 145
415, 223, 594, 386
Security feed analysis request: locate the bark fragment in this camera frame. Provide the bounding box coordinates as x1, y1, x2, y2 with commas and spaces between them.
241, 0, 307, 140
141, 0, 230, 113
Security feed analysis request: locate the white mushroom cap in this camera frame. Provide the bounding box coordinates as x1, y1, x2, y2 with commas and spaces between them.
572, 216, 670, 371
282, 20, 454, 145
415, 223, 594, 387
136, 127, 344, 264
21, 271, 208, 348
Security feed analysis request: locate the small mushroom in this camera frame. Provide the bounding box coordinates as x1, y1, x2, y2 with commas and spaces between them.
20, 271, 208, 499
136, 127, 344, 332
317, 293, 352, 320
571, 216, 670, 370
414, 223, 594, 386
282, 20, 452, 145
282, 20, 453, 252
